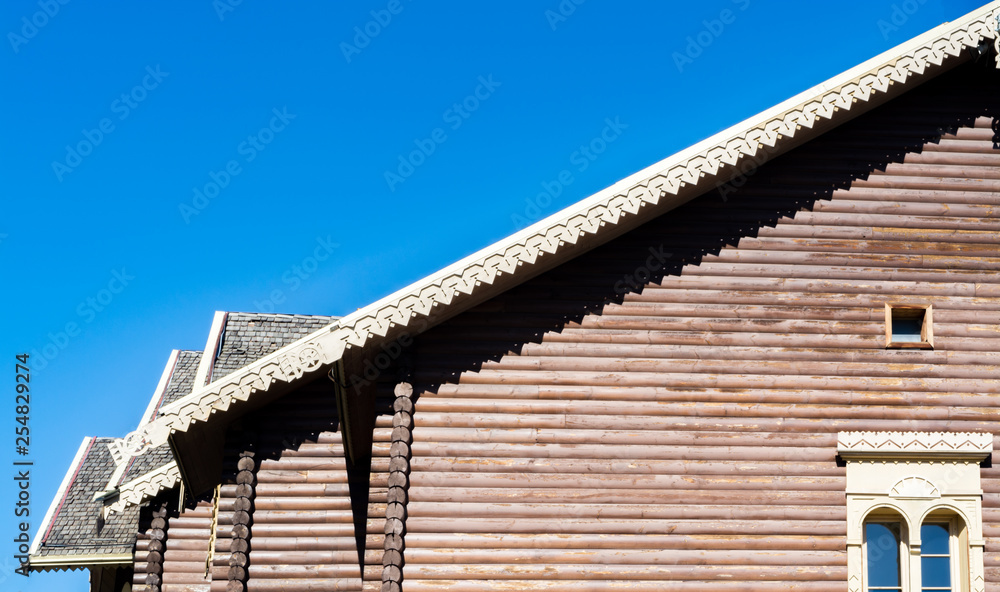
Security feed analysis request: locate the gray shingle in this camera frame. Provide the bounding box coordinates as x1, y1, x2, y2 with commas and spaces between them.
33, 438, 139, 558
210, 312, 337, 382
119, 350, 202, 485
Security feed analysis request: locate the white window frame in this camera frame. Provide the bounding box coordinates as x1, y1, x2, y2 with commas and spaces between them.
838, 432, 991, 592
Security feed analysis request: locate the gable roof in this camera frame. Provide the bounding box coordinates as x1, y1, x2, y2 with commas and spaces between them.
28, 437, 139, 570
108, 1, 1000, 511
102, 313, 338, 512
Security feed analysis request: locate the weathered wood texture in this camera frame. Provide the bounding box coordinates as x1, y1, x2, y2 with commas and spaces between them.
201, 382, 389, 592
396, 62, 1000, 590
160, 499, 213, 592
134, 499, 171, 592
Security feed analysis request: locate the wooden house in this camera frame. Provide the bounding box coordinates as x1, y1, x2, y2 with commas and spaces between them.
27, 3, 1000, 591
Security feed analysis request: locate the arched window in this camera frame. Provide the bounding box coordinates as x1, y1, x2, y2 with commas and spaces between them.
865, 519, 905, 592
839, 432, 990, 592
860, 511, 970, 592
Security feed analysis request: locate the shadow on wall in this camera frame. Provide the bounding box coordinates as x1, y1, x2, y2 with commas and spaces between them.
392, 58, 1000, 394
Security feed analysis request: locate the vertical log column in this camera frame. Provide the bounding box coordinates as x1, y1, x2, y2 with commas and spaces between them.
383, 379, 413, 592
145, 500, 170, 592
228, 446, 256, 592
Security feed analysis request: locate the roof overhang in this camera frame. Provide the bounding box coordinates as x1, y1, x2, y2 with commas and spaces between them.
107, 1, 1000, 510
27, 553, 134, 572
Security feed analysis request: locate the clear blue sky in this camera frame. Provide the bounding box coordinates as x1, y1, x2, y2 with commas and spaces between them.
0, 0, 985, 589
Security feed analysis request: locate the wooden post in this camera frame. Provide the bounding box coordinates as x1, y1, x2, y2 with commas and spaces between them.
227, 440, 257, 592
143, 500, 170, 592
383, 373, 413, 592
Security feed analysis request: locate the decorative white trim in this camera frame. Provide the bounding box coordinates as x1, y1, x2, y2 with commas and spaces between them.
842, 431, 991, 592
890, 476, 941, 499
105, 461, 181, 514
108, 1, 1000, 510
29, 437, 92, 556
107, 351, 180, 471
27, 553, 133, 570
194, 311, 227, 388
994, 9, 1000, 67
838, 431, 993, 460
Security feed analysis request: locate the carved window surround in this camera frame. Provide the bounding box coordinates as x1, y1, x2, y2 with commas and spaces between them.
838, 431, 993, 592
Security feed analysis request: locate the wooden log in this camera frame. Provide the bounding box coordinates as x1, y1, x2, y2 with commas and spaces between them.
388, 457, 409, 474
229, 552, 248, 567
388, 472, 408, 489
382, 549, 402, 566
389, 441, 410, 458
238, 457, 256, 472
382, 565, 401, 582
392, 413, 413, 430
393, 397, 413, 413
384, 518, 404, 536
387, 487, 408, 505
394, 383, 413, 398
384, 533, 404, 552
386, 503, 406, 520
390, 427, 411, 444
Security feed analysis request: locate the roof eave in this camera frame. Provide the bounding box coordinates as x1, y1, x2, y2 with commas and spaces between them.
108, 0, 1000, 510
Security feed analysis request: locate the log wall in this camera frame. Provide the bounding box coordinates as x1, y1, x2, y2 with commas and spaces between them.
198, 380, 391, 592
398, 61, 1000, 591
161, 499, 214, 592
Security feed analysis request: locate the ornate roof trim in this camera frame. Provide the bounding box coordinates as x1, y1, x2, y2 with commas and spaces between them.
110, 1, 1000, 509
838, 431, 994, 460
105, 461, 180, 514
27, 553, 134, 571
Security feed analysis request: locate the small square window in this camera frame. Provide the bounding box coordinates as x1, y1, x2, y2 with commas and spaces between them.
885, 304, 933, 349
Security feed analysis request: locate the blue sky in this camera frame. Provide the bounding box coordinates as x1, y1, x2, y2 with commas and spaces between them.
0, 0, 986, 589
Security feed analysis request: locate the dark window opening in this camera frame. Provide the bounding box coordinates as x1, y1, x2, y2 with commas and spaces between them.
886, 305, 933, 349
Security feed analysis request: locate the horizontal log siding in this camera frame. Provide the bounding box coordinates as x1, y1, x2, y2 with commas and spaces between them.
403, 63, 1000, 590
210, 384, 390, 592
162, 500, 213, 592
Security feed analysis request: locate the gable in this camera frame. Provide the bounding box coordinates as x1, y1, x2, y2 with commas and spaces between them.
393, 60, 1000, 590
109, 2, 1000, 510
